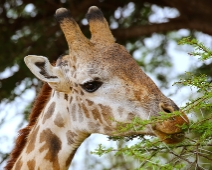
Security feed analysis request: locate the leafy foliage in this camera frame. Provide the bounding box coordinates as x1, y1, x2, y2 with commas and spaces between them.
92, 38, 212, 169
178, 37, 212, 61
1, 1, 212, 169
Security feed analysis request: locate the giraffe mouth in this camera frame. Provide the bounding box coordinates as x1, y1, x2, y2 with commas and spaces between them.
152, 115, 189, 144
153, 129, 185, 144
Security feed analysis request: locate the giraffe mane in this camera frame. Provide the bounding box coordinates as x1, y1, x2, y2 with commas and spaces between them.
4, 83, 52, 170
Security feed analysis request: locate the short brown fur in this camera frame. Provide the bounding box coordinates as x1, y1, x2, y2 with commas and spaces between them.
5, 83, 52, 170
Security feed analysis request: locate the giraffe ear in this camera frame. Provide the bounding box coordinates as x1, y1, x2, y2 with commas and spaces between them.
24, 55, 60, 82
24, 55, 70, 93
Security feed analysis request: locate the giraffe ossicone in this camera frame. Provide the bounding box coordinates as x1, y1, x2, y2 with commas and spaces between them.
5, 6, 189, 170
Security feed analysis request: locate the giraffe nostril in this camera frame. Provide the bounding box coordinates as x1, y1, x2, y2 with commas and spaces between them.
163, 108, 171, 113
159, 103, 174, 113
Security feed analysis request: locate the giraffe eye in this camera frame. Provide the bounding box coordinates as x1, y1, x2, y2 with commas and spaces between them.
80, 81, 103, 93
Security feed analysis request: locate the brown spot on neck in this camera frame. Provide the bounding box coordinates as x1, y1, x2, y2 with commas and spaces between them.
39, 128, 62, 170
54, 112, 65, 127
26, 126, 40, 154
14, 157, 23, 170
42, 102, 56, 124
66, 149, 78, 167
5, 83, 52, 170
71, 104, 77, 121
66, 130, 78, 145
27, 159, 36, 170
88, 122, 100, 132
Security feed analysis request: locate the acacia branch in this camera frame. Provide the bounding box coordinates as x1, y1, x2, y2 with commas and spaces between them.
112, 19, 212, 41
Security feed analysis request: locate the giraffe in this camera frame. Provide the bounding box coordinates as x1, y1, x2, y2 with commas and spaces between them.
5, 6, 189, 170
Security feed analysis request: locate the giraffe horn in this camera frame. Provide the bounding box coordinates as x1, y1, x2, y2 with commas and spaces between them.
86, 6, 115, 45
55, 8, 91, 52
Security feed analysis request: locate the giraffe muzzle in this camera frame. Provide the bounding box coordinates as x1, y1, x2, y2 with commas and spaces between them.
152, 113, 189, 144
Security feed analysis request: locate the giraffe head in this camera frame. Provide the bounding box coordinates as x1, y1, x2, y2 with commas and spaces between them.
24, 6, 188, 144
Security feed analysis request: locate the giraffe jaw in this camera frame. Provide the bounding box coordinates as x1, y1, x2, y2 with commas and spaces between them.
110, 121, 186, 144
153, 129, 185, 144
111, 128, 184, 144
121, 126, 185, 144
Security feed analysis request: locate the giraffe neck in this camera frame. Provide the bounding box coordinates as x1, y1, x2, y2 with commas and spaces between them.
12, 90, 89, 170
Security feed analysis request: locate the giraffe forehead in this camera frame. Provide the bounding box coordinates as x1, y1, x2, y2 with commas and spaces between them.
56, 43, 158, 96
73, 45, 144, 78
